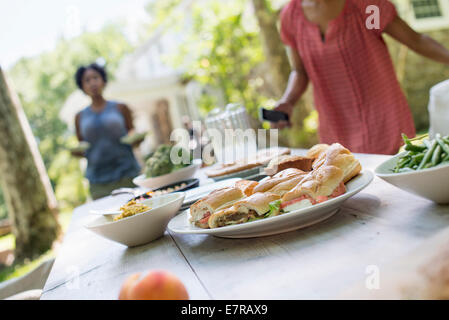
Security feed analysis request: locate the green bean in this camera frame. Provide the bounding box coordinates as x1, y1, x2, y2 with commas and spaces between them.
401, 133, 410, 143
418, 139, 437, 170
409, 154, 425, 168
405, 144, 426, 152
435, 135, 449, 157
400, 158, 411, 167
394, 157, 408, 172
423, 139, 431, 149
402, 133, 426, 152
413, 153, 424, 162
431, 145, 442, 166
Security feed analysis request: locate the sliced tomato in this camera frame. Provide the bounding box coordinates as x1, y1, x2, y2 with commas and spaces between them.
316, 195, 328, 203
280, 196, 316, 209
199, 212, 211, 224
330, 182, 346, 198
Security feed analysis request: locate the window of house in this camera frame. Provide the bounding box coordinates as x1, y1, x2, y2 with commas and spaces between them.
411, 0, 442, 19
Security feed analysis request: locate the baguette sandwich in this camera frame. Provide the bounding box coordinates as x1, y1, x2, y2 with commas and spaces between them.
189, 187, 245, 228
234, 180, 259, 197
312, 143, 361, 183
306, 143, 330, 160
253, 168, 306, 194
280, 165, 346, 212
265, 173, 309, 197
208, 192, 281, 228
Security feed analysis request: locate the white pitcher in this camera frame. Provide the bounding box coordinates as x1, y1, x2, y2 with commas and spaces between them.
428, 79, 449, 139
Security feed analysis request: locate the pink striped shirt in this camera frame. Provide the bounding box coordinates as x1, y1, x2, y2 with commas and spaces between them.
280, 0, 415, 154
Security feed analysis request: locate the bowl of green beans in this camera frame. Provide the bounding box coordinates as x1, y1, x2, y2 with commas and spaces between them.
375, 133, 449, 204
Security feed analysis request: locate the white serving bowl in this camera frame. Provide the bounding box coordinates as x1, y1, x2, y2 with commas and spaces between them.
133, 159, 202, 189
375, 153, 449, 204
84, 192, 185, 247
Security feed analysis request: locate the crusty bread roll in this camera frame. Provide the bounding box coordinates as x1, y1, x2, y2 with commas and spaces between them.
273, 168, 307, 178
253, 169, 306, 194
266, 174, 308, 197
264, 155, 313, 175
234, 180, 258, 197
312, 143, 361, 183
339, 226, 449, 299
282, 165, 344, 202
190, 187, 245, 228
306, 144, 330, 159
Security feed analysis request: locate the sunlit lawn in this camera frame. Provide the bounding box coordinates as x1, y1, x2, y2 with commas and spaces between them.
0, 209, 73, 283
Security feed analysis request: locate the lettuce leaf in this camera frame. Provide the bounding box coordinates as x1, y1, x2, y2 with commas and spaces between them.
248, 200, 282, 222
265, 199, 281, 218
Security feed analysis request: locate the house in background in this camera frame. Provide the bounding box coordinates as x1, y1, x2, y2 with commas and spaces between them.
393, 0, 449, 31
387, 0, 449, 132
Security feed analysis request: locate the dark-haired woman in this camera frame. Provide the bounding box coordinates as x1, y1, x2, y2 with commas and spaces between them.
72, 63, 142, 199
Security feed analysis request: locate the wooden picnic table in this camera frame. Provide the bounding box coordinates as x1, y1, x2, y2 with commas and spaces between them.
40, 149, 449, 300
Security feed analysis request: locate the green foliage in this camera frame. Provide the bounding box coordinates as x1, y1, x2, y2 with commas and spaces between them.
145, 0, 184, 33
162, 0, 273, 119
284, 110, 319, 148
386, 29, 449, 132
0, 191, 6, 220
148, 0, 318, 144
2, 24, 134, 215
47, 139, 88, 210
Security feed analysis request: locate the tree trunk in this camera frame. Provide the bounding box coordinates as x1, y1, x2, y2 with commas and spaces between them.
251, 0, 316, 147
251, 0, 290, 97
0, 67, 60, 262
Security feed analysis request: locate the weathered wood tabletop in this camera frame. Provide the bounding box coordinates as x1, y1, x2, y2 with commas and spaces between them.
41, 150, 449, 299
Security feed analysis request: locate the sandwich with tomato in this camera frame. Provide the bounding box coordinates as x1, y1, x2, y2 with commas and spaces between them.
189, 187, 245, 228
208, 192, 281, 228
252, 168, 307, 194
311, 143, 361, 183
279, 165, 347, 212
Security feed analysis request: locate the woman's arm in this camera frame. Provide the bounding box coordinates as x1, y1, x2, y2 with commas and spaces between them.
117, 103, 135, 133
273, 47, 309, 129
117, 103, 145, 147
385, 16, 449, 65
75, 112, 83, 141
72, 112, 85, 157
